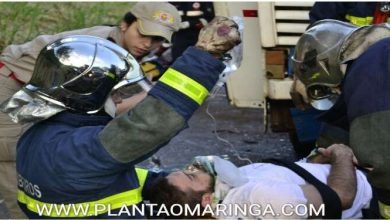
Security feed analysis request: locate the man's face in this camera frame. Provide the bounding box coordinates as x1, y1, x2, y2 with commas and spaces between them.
166, 165, 213, 193
121, 21, 164, 58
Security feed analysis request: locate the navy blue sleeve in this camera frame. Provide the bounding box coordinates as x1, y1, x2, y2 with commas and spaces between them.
309, 2, 349, 24
343, 38, 390, 121
149, 47, 226, 120
51, 126, 131, 190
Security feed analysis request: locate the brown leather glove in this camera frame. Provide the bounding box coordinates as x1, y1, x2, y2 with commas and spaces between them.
195, 16, 241, 58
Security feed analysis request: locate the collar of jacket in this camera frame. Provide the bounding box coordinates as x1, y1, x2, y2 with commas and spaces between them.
107, 26, 122, 47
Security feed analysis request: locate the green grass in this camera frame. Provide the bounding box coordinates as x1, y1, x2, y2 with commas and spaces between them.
0, 2, 135, 51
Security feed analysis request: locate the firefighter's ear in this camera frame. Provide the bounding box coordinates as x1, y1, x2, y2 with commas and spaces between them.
201, 192, 213, 208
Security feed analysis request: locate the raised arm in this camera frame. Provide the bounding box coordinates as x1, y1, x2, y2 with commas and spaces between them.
99, 16, 241, 163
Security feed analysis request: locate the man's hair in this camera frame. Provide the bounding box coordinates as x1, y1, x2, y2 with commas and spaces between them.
148, 176, 211, 219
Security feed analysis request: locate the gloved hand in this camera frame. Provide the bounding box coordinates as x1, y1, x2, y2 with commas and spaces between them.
195, 16, 241, 58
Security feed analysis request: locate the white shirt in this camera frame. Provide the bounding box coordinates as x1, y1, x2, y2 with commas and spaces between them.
218, 162, 372, 219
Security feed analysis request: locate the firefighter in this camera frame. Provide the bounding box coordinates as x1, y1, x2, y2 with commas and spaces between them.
292, 2, 390, 157
0, 16, 241, 218
170, 2, 215, 61
0, 2, 180, 218
310, 2, 390, 25
292, 19, 390, 218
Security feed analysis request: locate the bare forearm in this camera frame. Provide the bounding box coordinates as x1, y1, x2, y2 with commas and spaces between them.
327, 148, 357, 209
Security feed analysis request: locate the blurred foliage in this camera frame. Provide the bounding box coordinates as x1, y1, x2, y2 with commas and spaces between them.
0, 2, 135, 51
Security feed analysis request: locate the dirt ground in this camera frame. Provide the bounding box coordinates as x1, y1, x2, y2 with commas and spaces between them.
139, 89, 297, 170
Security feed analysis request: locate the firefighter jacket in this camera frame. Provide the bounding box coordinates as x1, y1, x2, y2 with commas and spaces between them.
319, 38, 390, 191
310, 2, 390, 26
16, 46, 226, 218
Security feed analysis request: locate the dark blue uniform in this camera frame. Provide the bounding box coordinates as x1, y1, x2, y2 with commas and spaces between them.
16, 47, 226, 218
16, 112, 160, 219
319, 38, 390, 218
310, 2, 390, 26
170, 2, 215, 61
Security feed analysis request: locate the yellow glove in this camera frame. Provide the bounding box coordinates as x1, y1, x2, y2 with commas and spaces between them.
141, 62, 161, 80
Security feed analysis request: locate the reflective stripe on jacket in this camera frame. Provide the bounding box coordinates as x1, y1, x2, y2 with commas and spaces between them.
17, 168, 148, 218
310, 2, 390, 26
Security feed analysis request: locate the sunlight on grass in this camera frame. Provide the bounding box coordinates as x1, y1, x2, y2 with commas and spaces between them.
0, 2, 135, 51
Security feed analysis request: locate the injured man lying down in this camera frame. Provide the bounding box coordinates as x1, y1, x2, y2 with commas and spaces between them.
147, 144, 373, 219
